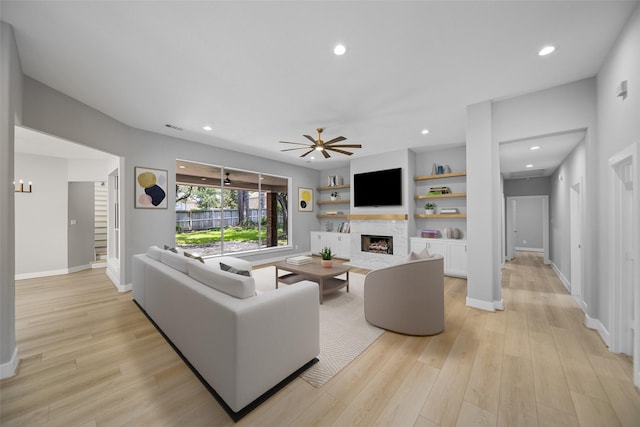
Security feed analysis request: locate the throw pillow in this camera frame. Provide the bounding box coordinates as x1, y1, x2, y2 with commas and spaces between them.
405, 247, 432, 262
220, 262, 251, 277
164, 245, 178, 253
184, 252, 205, 263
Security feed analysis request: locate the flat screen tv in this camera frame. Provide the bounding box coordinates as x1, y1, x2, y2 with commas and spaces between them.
353, 167, 402, 207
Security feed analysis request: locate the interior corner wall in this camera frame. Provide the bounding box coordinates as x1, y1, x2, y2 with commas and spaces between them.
467, 101, 501, 310
596, 1, 640, 333
14, 153, 69, 276
20, 77, 320, 286
0, 21, 22, 376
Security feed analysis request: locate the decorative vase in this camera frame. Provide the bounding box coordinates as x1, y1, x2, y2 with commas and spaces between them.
444, 227, 452, 239
330, 196, 337, 201
452, 228, 461, 239
425, 209, 434, 215
321, 259, 333, 268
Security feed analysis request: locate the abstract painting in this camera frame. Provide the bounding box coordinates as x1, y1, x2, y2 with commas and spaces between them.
298, 187, 313, 212
135, 166, 168, 209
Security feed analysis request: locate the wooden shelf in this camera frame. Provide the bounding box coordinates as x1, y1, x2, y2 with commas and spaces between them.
317, 184, 350, 191
348, 214, 408, 220
414, 213, 467, 219
317, 214, 349, 219
414, 193, 466, 200
414, 171, 466, 181
317, 199, 350, 205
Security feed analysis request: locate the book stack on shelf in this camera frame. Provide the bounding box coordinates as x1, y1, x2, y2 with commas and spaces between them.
336, 222, 350, 233
428, 186, 451, 195
421, 230, 441, 238
286, 255, 312, 265
324, 211, 344, 216
327, 175, 344, 186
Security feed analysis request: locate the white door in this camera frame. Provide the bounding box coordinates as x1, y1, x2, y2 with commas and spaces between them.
505, 199, 517, 260
608, 143, 639, 388
570, 181, 583, 299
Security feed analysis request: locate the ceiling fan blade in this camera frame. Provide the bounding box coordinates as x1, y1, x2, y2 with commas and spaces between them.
300, 149, 315, 158
303, 134, 317, 144
320, 149, 331, 158
281, 147, 313, 152
324, 136, 347, 145
325, 147, 354, 156
328, 144, 362, 148
279, 140, 312, 146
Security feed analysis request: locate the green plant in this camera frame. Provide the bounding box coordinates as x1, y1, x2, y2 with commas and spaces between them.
331, 191, 339, 198
320, 246, 333, 260
425, 202, 436, 210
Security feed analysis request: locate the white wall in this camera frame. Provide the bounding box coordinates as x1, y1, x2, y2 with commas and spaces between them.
504, 177, 551, 197
14, 153, 69, 276
67, 157, 119, 182
596, 2, 640, 332
550, 141, 585, 282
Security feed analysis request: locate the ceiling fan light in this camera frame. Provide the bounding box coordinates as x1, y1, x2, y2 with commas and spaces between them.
315, 146, 323, 151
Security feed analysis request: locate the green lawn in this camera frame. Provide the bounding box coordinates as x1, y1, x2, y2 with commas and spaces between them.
176, 227, 267, 245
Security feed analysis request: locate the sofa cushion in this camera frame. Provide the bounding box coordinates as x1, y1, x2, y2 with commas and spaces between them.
161, 250, 189, 273
220, 262, 250, 277
207, 256, 253, 273
164, 245, 179, 253
147, 245, 164, 261
404, 247, 432, 262
188, 260, 256, 299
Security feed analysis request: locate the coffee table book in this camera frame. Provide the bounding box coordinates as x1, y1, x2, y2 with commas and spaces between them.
286, 255, 312, 265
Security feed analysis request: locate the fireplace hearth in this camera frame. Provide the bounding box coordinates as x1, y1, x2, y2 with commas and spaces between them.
361, 235, 393, 255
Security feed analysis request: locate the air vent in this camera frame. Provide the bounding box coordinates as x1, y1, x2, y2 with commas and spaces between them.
510, 169, 546, 179
165, 124, 183, 131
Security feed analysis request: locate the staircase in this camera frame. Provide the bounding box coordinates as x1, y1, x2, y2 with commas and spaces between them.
93, 182, 108, 267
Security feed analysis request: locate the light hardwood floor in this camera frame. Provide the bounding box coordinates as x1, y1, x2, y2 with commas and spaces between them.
2, 252, 639, 426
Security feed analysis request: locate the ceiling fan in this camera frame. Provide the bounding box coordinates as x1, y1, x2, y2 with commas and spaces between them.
279, 128, 362, 158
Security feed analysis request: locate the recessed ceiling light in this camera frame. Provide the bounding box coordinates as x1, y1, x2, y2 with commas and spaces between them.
526, 164, 534, 168
203, 125, 213, 131
310, 156, 315, 160
201, 177, 207, 181
179, 165, 186, 169
538, 45, 555, 56
333, 44, 346, 56
530, 146, 540, 150
421, 129, 430, 135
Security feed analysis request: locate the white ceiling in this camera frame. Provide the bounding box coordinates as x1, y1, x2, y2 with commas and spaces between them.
3, 1, 636, 173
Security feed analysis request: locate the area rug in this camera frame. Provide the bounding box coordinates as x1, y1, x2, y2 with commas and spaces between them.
252, 266, 384, 387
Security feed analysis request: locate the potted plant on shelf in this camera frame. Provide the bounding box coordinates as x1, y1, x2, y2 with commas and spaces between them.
330, 191, 339, 201
320, 246, 333, 268
425, 202, 436, 215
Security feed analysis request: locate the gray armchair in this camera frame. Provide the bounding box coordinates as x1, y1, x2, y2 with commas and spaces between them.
363, 255, 444, 336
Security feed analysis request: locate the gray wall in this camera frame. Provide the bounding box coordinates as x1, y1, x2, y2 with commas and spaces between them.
504, 177, 550, 197
20, 76, 320, 288
0, 21, 22, 374
68, 182, 96, 269
513, 197, 544, 249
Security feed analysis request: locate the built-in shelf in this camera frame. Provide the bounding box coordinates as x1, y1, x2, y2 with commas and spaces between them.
414, 193, 466, 200
317, 199, 351, 205
317, 184, 350, 191
414, 171, 466, 181
414, 213, 467, 219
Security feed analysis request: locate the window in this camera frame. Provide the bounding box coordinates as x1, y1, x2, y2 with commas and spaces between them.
175, 160, 289, 257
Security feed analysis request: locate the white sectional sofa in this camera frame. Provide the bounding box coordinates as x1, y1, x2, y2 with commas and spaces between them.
132, 246, 320, 419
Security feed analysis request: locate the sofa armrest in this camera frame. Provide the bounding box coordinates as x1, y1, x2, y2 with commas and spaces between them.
232, 281, 319, 409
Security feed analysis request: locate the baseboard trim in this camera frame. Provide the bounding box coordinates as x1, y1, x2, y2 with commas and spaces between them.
0, 346, 19, 379
584, 312, 611, 348
15, 265, 91, 280
551, 262, 571, 293
117, 282, 132, 293
515, 247, 543, 253
494, 299, 504, 311
466, 297, 497, 312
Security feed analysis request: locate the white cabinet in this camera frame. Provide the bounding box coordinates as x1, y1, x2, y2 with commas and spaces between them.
410, 237, 467, 278
310, 232, 351, 260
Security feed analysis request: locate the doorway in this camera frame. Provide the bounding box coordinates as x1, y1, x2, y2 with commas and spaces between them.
505, 195, 549, 264
570, 180, 583, 302
608, 143, 639, 388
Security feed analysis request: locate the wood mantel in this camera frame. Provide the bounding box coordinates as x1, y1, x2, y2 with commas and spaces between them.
348, 214, 408, 220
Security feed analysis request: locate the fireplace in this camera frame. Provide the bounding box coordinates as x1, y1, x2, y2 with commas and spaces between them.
361, 235, 394, 255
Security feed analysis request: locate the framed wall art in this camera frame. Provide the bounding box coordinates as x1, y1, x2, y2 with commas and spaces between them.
298, 187, 313, 212
135, 166, 168, 209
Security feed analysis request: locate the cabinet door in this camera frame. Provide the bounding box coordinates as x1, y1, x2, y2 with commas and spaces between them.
336, 234, 351, 259
310, 232, 323, 255
447, 242, 468, 277
427, 241, 447, 258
